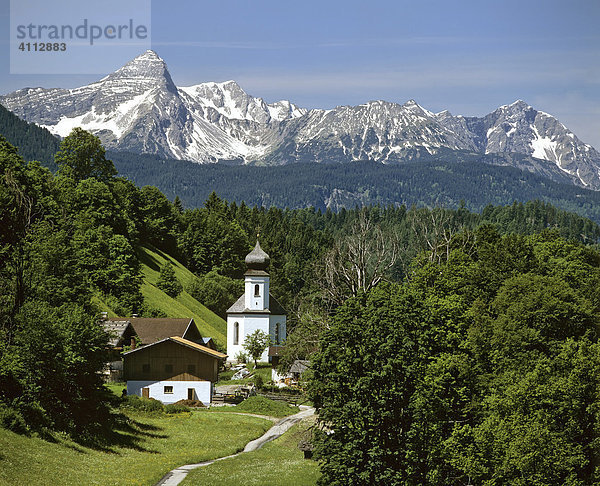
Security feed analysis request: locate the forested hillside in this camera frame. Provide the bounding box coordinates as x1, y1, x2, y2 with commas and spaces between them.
109, 151, 600, 223
0, 104, 59, 170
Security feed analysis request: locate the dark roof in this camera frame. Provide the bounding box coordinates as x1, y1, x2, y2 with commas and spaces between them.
244, 269, 269, 277
109, 317, 197, 346
290, 360, 310, 374
123, 336, 227, 359
226, 293, 287, 315
245, 240, 270, 271
102, 320, 135, 347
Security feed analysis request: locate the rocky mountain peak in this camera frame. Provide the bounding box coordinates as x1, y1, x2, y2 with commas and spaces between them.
100, 49, 177, 93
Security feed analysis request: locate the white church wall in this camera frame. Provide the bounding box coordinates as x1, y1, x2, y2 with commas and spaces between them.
227, 315, 244, 362
244, 275, 270, 310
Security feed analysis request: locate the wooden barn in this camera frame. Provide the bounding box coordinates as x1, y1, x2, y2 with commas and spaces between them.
123, 336, 227, 404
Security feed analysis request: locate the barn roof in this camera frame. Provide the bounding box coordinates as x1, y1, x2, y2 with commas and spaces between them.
102, 320, 134, 347
226, 293, 287, 315
110, 317, 197, 345
122, 336, 227, 359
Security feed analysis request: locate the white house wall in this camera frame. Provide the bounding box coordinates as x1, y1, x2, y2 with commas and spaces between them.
127, 380, 212, 405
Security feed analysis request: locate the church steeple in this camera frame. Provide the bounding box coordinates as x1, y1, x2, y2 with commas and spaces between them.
244, 240, 270, 310
245, 240, 270, 272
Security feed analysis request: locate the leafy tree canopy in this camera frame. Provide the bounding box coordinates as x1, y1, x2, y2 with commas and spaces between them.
55, 128, 116, 183
243, 329, 270, 367
310, 230, 600, 485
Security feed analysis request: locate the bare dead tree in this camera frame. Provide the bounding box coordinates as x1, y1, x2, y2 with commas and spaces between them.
318, 211, 399, 307
407, 206, 476, 265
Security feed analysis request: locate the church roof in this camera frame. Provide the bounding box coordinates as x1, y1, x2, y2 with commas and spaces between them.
245, 240, 270, 271
226, 293, 287, 315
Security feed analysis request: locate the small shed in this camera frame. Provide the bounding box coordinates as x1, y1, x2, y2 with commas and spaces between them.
290, 360, 310, 379
123, 336, 227, 404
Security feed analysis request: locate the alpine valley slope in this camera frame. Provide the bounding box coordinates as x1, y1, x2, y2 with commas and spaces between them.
2, 50, 600, 189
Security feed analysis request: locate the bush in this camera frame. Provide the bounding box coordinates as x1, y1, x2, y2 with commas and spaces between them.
254, 374, 264, 389
234, 351, 248, 364
174, 399, 205, 408
164, 403, 190, 414
0, 406, 28, 434
120, 395, 164, 413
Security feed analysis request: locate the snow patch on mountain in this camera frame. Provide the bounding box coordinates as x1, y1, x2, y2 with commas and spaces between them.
41, 89, 153, 139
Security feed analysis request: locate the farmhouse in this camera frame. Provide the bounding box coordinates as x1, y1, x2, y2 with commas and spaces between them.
123, 336, 227, 404
226, 240, 287, 362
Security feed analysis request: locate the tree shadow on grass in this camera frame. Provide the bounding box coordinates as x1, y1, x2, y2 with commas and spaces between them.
136, 245, 163, 272
71, 411, 167, 454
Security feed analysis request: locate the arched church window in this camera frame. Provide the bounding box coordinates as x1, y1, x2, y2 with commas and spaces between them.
275, 323, 280, 345
233, 322, 239, 345
254, 284, 260, 297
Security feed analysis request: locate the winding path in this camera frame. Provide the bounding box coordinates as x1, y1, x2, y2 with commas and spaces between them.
155, 406, 315, 486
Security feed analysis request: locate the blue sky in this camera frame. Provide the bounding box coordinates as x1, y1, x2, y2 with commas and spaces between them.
0, 0, 599, 148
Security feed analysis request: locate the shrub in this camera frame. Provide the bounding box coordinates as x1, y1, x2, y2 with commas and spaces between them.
121, 395, 164, 413
254, 374, 264, 389
0, 406, 28, 434
174, 399, 205, 408
164, 403, 190, 414
234, 351, 248, 364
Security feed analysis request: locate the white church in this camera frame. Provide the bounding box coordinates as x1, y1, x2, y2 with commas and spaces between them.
226, 240, 286, 362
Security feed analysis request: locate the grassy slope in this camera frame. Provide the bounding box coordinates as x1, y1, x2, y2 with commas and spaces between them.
182, 416, 320, 486
93, 245, 226, 346
138, 245, 226, 346
0, 412, 271, 486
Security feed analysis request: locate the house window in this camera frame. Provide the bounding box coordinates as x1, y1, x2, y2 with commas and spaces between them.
142, 364, 150, 373
165, 364, 173, 373
234, 322, 239, 345
275, 323, 280, 345
187, 364, 196, 374
254, 284, 260, 297
164, 386, 173, 394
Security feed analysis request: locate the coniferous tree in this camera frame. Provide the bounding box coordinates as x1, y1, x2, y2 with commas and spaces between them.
156, 262, 182, 298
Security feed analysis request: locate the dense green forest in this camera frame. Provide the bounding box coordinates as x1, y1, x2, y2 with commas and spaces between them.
311, 229, 600, 485
108, 150, 600, 223
2, 102, 600, 223
3, 127, 600, 483
0, 104, 59, 171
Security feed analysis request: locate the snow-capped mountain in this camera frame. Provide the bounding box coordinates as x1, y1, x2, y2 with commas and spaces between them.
2, 50, 599, 189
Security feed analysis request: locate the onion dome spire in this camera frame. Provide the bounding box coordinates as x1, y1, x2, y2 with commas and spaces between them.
245, 240, 270, 271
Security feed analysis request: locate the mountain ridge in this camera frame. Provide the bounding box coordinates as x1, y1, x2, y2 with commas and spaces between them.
2, 50, 599, 188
